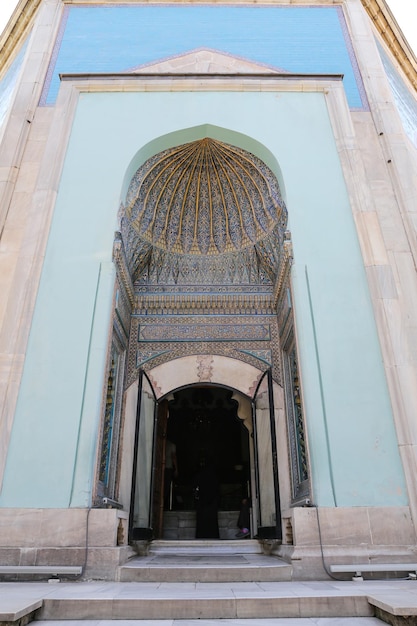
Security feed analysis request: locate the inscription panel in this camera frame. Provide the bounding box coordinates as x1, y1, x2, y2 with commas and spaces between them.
127, 313, 281, 387
138, 323, 271, 342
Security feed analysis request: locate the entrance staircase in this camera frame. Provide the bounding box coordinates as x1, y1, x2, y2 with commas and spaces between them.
2, 541, 414, 624
118, 539, 293, 582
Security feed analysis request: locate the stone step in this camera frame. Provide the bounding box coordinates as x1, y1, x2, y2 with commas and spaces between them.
118, 552, 292, 582
149, 539, 263, 555
4, 580, 416, 624
120, 538, 286, 582
37, 587, 374, 621
36, 617, 385, 626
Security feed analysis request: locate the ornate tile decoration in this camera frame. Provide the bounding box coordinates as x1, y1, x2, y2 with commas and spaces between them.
121, 138, 287, 285
114, 137, 293, 390
137, 348, 170, 368
125, 138, 283, 254
283, 339, 310, 502
138, 323, 271, 342
126, 313, 282, 388
238, 349, 272, 366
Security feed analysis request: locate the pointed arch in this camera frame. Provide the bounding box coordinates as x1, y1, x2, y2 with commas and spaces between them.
120, 125, 287, 204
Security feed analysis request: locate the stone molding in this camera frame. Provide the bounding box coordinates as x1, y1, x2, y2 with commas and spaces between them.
135, 293, 275, 316
0, 0, 42, 77
362, 0, 417, 91
131, 48, 283, 75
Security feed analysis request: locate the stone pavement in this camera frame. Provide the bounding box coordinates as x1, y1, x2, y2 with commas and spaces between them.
1, 579, 417, 625
27, 619, 388, 625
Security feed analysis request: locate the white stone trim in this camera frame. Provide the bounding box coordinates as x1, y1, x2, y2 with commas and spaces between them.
342, 0, 417, 536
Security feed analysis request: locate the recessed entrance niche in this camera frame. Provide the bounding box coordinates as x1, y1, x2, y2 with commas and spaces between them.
164, 386, 250, 515
116, 133, 298, 543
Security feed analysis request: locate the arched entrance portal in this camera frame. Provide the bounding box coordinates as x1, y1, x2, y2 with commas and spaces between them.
104, 130, 310, 547
128, 359, 283, 543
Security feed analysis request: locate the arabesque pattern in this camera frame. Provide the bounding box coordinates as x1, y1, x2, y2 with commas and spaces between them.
122, 138, 287, 284
126, 138, 285, 254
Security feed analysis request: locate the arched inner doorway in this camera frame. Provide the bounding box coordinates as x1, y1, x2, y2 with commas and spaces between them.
159, 385, 251, 539
128, 363, 283, 542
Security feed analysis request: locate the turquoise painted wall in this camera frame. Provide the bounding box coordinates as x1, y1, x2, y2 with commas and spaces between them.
0, 89, 407, 508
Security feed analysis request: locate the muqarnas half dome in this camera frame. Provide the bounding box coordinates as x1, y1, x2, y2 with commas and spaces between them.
122, 138, 288, 285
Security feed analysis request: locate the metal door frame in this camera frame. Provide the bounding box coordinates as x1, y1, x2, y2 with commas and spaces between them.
252, 368, 282, 540
128, 369, 159, 541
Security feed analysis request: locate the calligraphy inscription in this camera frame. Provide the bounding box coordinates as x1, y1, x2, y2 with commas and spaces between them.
138, 324, 270, 342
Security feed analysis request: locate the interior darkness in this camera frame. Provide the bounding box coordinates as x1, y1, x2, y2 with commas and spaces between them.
166, 386, 250, 511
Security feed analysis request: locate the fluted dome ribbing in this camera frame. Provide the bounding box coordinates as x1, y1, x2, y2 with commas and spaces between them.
125, 138, 285, 256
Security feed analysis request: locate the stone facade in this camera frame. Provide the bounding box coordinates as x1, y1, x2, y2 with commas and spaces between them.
0, 0, 416, 579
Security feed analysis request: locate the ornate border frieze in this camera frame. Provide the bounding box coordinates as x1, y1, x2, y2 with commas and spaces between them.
127, 313, 282, 388
138, 322, 271, 343
135, 291, 275, 316
113, 232, 134, 306
273, 230, 293, 308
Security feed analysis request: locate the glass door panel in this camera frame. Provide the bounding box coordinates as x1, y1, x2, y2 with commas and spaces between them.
252, 369, 282, 540
129, 370, 157, 540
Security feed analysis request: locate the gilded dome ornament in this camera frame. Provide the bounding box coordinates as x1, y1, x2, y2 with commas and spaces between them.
122, 138, 288, 284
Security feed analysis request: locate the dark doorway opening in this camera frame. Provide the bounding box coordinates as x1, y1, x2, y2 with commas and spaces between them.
164, 386, 250, 514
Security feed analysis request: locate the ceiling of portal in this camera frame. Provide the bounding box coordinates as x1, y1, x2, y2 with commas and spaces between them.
126, 138, 284, 255
122, 138, 288, 285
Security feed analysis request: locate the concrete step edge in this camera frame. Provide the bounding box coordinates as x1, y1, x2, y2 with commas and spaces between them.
39, 595, 373, 620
